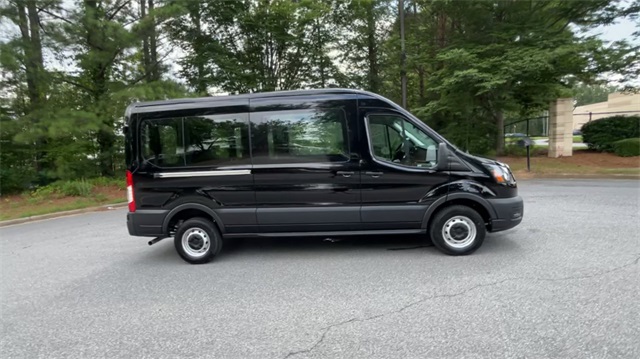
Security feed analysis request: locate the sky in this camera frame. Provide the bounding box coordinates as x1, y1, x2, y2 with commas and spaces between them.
591, 17, 639, 45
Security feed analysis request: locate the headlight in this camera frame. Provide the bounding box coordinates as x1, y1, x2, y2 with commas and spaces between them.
485, 164, 515, 185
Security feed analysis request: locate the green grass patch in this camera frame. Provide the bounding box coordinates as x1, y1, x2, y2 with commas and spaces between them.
0, 177, 126, 221
0, 197, 126, 221
502, 157, 640, 177
516, 136, 582, 143
596, 167, 640, 175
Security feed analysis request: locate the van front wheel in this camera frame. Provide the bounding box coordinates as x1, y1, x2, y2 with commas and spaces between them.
430, 205, 485, 255
174, 217, 222, 264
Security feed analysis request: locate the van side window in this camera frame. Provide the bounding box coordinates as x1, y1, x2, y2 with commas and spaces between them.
251, 109, 349, 164
141, 118, 184, 167
367, 114, 439, 168
140, 114, 250, 168
184, 115, 250, 166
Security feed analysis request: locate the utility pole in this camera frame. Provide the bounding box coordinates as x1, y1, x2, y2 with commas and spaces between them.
399, 0, 407, 109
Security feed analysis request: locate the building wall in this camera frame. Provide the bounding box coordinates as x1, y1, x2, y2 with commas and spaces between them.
573, 92, 640, 131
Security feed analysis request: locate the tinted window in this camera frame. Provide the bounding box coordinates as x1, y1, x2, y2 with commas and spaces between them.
140, 114, 250, 168
141, 118, 184, 167
184, 115, 250, 166
368, 114, 439, 168
251, 109, 349, 164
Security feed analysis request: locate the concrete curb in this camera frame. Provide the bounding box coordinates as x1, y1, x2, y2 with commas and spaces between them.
0, 202, 128, 228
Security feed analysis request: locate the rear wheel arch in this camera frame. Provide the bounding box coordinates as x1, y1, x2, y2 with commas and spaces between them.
162, 204, 225, 235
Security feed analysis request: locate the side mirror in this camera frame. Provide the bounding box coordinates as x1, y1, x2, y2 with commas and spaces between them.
435, 142, 449, 171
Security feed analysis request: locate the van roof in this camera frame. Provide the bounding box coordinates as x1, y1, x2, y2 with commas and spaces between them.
125, 88, 373, 116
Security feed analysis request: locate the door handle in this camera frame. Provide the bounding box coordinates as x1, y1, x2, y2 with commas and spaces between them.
336, 171, 354, 178
366, 171, 383, 178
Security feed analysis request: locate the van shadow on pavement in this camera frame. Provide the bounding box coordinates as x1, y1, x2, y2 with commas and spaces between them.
138, 232, 522, 264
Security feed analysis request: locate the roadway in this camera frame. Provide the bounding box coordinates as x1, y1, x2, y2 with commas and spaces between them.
1, 179, 639, 358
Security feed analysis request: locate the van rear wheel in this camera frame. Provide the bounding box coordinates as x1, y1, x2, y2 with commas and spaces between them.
174, 217, 222, 264
430, 205, 485, 255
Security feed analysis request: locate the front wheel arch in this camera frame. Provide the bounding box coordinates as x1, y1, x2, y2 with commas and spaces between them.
422, 194, 495, 231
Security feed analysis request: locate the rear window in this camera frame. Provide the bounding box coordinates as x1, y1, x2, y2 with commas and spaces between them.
141, 114, 250, 168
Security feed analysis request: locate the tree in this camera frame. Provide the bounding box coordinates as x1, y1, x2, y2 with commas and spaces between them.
573, 83, 618, 106
394, 0, 640, 155
334, 0, 393, 92
168, 0, 345, 94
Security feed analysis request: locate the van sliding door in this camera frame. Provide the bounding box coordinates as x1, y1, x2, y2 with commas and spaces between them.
250, 95, 362, 233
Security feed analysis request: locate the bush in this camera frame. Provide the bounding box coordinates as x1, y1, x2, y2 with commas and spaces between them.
612, 138, 640, 157
87, 177, 125, 189
58, 180, 93, 196
31, 179, 94, 198
581, 115, 640, 152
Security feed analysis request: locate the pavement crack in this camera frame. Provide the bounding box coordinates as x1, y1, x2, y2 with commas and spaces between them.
283, 327, 330, 359
282, 255, 640, 359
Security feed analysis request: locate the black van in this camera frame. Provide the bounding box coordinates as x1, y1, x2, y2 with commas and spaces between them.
125, 89, 523, 264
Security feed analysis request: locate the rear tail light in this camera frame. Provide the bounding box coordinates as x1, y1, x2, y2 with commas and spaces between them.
126, 170, 136, 212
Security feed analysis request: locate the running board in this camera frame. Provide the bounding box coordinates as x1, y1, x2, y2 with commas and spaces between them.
223, 229, 424, 239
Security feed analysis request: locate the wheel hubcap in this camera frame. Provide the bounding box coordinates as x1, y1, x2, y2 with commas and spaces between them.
182, 228, 210, 258
442, 216, 477, 249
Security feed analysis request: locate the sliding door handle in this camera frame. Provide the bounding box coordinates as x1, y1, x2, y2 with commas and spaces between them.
365, 171, 383, 178
336, 171, 354, 178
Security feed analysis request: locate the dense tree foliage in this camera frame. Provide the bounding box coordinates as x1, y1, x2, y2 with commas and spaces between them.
572, 83, 619, 106
1, 0, 638, 193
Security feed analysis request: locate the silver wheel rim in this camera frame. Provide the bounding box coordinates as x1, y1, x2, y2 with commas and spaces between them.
442, 215, 477, 249
181, 227, 210, 258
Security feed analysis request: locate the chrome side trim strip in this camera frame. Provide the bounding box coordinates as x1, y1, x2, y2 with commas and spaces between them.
154, 170, 251, 178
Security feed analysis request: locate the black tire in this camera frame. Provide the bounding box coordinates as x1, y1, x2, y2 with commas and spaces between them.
429, 205, 486, 256
174, 217, 222, 264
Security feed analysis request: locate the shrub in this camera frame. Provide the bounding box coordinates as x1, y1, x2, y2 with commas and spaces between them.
612, 138, 640, 157
58, 180, 93, 197
31, 185, 58, 199
581, 115, 640, 152
31, 179, 94, 198
87, 177, 125, 189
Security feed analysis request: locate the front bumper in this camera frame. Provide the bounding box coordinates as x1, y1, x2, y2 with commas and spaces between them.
127, 210, 168, 237
487, 196, 523, 232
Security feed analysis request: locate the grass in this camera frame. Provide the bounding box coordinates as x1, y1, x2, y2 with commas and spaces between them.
500, 151, 640, 178
2, 198, 127, 220
0, 178, 126, 221
526, 135, 583, 143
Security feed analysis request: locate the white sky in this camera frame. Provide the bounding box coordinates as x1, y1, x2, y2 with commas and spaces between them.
591, 18, 638, 45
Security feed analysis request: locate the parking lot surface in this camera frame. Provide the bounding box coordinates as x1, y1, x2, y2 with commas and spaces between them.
1, 179, 639, 358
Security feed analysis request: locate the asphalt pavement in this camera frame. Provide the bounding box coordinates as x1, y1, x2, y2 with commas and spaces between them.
1, 179, 639, 358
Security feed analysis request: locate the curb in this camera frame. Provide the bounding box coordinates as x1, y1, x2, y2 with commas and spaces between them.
0, 202, 128, 228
